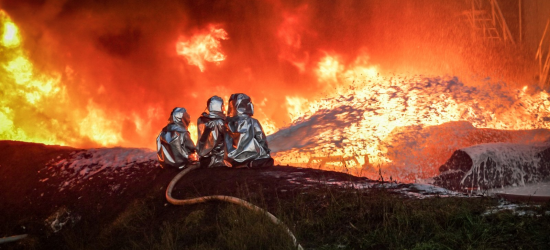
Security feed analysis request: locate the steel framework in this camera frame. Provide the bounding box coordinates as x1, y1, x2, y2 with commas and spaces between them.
463, 0, 515, 44
536, 19, 550, 88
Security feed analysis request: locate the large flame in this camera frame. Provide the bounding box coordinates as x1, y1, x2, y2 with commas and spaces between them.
0, 0, 547, 183
271, 52, 549, 180
0, 11, 147, 148
176, 26, 228, 72
1, 11, 64, 145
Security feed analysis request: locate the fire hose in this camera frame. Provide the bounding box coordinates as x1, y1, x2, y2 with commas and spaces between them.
0, 234, 27, 244
166, 164, 304, 250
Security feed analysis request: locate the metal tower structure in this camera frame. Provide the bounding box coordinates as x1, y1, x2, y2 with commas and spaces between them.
463, 0, 515, 44
536, 20, 550, 89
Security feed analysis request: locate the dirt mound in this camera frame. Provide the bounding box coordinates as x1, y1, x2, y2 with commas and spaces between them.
0, 141, 462, 249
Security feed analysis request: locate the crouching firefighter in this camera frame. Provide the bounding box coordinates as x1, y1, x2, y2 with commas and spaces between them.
197, 96, 231, 168
156, 107, 198, 169
225, 93, 274, 168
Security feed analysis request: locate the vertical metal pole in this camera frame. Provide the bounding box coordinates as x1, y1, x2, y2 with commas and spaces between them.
519, 0, 522, 44
493, 0, 515, 44
543, 37, 550, 87
491, 0, 497, 41
471, 0, 476, 40
537, 19, 550, 87
491, 0, 496, 26
502, 5, 507, 42
472, 0, 476, 29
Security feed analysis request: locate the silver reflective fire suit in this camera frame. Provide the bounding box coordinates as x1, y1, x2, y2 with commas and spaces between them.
156, 107, 196, 169
225, 93, 273, 167
197, 96, 230, 168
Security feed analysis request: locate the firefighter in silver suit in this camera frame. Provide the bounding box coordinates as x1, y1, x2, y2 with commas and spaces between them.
197, 96, 231, 168
156, 107, 198, 169
225, 93, 274, 167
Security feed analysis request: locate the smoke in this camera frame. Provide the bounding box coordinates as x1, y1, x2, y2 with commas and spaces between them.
0, 0, 540, 149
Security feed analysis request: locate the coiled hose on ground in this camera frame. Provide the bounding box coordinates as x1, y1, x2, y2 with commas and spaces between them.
165, 164, 304, 250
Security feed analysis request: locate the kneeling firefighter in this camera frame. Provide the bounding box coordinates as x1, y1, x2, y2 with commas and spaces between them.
197, 96, 231, 168
225, 93, 274, 167
156, 107, 198, 169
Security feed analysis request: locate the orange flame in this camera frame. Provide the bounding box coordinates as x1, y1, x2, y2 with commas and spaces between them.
316, 54, 342, 83
274, 52, 550, 181
176, 25, 229, 72
0, 11, 65, 145
0, 12, 147, 148
1, 0, 547, 184
277, 6, 309, 72
2, 19, 19, 47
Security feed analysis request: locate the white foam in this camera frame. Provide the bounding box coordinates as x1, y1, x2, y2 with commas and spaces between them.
488, 181, 550, 197
46, 148, 157, 191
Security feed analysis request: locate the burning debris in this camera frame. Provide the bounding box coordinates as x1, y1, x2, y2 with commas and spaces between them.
307, 155, 362, 171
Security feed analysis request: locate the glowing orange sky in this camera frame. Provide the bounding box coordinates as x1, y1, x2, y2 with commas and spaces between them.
0, 0, 541, 150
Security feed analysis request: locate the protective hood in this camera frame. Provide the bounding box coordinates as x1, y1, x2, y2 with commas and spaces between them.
168, 107, 190, 129
228, 93, 254, 117
207, 96, 224, 113
202, 96, 226, 119
197, 97, 227, 167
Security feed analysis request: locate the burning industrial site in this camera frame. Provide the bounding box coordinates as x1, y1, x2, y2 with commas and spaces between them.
1, 0, 550, 248
1, 0, 549, 180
